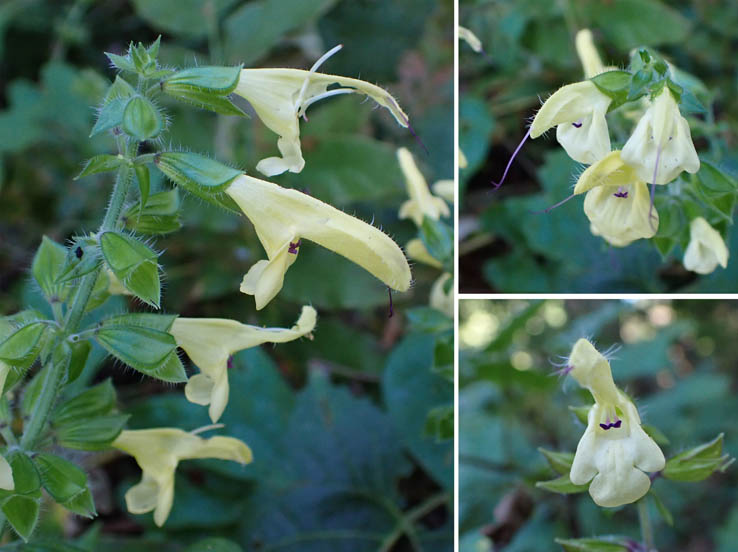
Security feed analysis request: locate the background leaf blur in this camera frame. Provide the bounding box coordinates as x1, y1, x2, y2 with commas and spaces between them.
459, 299, 738, 551
0, 0, 453, 549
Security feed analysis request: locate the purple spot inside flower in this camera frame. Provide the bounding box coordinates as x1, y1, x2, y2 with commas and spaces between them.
288, 240, 301, 254
613, 191, 628, 198
572, 121, 583, 128
612, 419, 622, 428
227, 356, 233, 370
599, 423, 610, 430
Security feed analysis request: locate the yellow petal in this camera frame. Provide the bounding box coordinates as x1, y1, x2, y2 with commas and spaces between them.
584, 181, 657, 247
430, 273, 453, 317
172, 306, 317, 421
240, 242, 298, 310
530, 81, 610, 139
575, 29, 604, 79
684, 217, 729, 274
397, 148, 450, 226
431, 180, 455, 204
226, 175, 412, 308
235, 68, 408, 177
573, 150, 637, 195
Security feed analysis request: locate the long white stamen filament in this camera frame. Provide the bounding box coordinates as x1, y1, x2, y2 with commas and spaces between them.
300, 88, 355, 115
190, 423, 225, 436
294, 44, 344, 111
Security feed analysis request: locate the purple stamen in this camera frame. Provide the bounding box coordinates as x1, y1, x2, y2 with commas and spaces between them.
227, 356, 233, 370
491, 127, 531, 189
387, 287, 394, 318
530, 192, 577, 214
551, 364, 573, 378
288, 240, 301, 254
599, 423, 610, 430
572, 120, 583, 128
613, 186, 628, 198
612, 419, 622, 428
403, 115, 429, 156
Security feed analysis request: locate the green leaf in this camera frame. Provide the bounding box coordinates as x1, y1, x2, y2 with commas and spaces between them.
7, 452, 41, 496
0, 322, 46, 366
538, 448, 575, 475
154, 152, 241, 211
54, 379, 116, 426
90, 75, 136, 137
569, 404, 591, 425
555, 536, 630, 552
642, 423, 670, 446
405, 307, 453, 334
535, 474, 588, 494
134, 164, 150, 208
34, 453, 89, 504
31, 236, 68, 300
67, 340, 91, 384
56, 414, 129, 451
122, 96, 163, 141
164, 66, 242, 94
123, 189, 182, 235
663, 433, 732, 482
102, 312, 177, 332
61, 487, 96, 518
99, 232, 161, 308
627, 68, 654, 101
95, 324, 175, 373
105, 52, 136, 73
419, 216, 453, 269
698, 161, 738, 194
591, 70, 631, 93
163, 87, 247, 117
424, 404, 453, 441
75, 154, 124, 179
2, 495, 40, 541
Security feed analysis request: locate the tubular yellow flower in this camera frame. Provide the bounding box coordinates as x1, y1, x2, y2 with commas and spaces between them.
621, 89, 700, 184
171, 306, 317, 423
113, 428, 252, 527
566, 339, 665, 508
459, 26, 483, 53
530, 81, 611, 164
397, 147, 450, 226
234, 45, 408, 177
0, 454, 13, 492
575, 151, 658, 247
225, 174, 412, 310
683, 217, 729, 274
575, 29, 604, 79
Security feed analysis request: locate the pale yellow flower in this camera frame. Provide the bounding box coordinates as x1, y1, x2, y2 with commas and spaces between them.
459, 26, 483, 53
430, 273, 453, 317
225, 174, 412, 310
530, 81, 611, 164
575, 151, 658, 247
397, 147, 450, 226
458, 148, 468, 169
566, 339, 665, 508
683, 217, 729, 274
114, 428, 252, 527
431, 180, 455, 204
406, 238, 442, 268
621, 89, 700, 184
171, 306, 316, 422
234, 45, 408, 177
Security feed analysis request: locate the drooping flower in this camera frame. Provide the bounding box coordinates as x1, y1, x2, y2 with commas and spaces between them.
566, 339, 665, 508
113, 428, 252, 526
234, 45, 408, 177
683, 217, 729, 274
432, 179, 455, 204
406, 238, 442, 268
574, 151, 658, 247
530, 80, 612, 165
621, 88, 700, 185
459, 26, 483, 53
397, 147, 450, 226
430, 273, 453, 317
225, 174, 412, 310
171, 306, 317, 422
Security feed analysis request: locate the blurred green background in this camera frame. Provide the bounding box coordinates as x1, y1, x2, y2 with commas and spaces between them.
459, 299, 738, 551
0, 0, 453, 549
459, 0, 738, 292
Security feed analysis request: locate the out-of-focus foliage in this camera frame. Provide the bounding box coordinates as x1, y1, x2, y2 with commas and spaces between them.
459, 299, 738, 551
0, 0, 453, 549
459, 0, 738, 292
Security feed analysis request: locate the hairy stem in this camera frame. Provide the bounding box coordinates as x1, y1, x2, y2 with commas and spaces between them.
21, 138, 138, 450
637, 498, 655, 551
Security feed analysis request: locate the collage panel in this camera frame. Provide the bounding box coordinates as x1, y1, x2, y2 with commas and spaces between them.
459, 299, 737, 550
459, 1, 738, 293
0, 1, 453, 550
